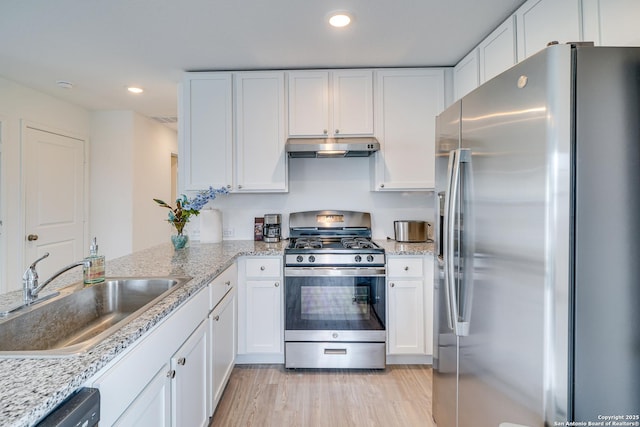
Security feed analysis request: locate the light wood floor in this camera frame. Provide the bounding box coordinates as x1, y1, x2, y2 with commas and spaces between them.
209, 364, 435, 427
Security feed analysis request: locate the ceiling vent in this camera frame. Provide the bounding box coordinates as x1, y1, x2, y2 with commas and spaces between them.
150, 116, 178, 124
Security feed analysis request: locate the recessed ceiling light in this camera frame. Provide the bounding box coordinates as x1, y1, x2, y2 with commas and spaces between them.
328, 11, 353, 28
127, 86, 144, 94
56, 80, 73, 89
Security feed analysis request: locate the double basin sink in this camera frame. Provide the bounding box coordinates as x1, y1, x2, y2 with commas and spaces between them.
0, 276, 191, 357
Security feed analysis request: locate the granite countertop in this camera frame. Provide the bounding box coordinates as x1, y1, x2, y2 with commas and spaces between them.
0, 238, 432, 427
374, 239, 435, 255
0, 240, 286, 427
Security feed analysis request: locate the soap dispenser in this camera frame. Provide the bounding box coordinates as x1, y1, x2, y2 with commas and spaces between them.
84, 237, 105, 284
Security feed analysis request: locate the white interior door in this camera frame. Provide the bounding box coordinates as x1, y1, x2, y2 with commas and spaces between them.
24, 126, 86, 282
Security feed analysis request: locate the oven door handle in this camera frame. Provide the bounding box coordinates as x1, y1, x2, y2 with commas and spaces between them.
285, 267, 386, 277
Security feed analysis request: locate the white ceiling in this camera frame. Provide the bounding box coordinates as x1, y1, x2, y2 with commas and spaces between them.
0, 0, 526, 122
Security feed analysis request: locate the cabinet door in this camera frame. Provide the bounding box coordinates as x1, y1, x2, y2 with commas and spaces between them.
583, 0, 640, 46
210, 288, 236, 412
374, 69, 445, 190
287, 71, 329, 136
454, 49, 480, 101
479, 15, 517, 83
172, 320, 209, 427
234, 72, 287, 192
388, 279, 425, 354
424, 254, 434, 356
181, 73, 233, 191
114, 365, 171, 427
332, 70, 374, 136
516, 0, 582, 61
243, 280, 282, 354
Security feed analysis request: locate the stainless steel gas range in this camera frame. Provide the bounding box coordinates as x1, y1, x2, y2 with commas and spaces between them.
284, 210, 386, 369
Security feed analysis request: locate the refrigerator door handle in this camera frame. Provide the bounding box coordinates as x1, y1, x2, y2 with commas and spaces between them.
443, 149, 459, 333
457, 149, 472, 337
444, 148, 471, 337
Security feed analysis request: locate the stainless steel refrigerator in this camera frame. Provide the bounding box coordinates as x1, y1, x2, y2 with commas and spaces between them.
433, 44, 640, 426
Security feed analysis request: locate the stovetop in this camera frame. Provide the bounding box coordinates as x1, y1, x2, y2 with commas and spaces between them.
285, 210, 385, 267
289, 237, 381, 251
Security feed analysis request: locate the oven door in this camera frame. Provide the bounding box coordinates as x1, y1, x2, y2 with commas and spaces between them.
284, 267, 386, 342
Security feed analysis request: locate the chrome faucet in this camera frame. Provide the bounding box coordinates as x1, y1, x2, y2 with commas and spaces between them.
22, 253, 93, 305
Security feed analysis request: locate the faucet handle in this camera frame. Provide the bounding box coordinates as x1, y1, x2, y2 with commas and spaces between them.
29, 252, 50, 269
23, 252, 50, 284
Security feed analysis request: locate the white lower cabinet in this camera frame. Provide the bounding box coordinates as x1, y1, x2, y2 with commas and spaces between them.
386, 254, 434, 364
171, 320, 209, 427
90, 287, 209, 427
209, 264, 238, 414
237, 256, 284, 363
113, 364, 171, 427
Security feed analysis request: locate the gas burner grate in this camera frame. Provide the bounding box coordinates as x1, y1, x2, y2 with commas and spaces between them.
294, 238, 323, 249
341, 237, 376, 249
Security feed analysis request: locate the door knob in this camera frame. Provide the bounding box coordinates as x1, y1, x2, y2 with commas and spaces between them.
27, 234, 39, 241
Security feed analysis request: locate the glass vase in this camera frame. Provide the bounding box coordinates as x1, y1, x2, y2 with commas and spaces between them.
171, 234, 189, 250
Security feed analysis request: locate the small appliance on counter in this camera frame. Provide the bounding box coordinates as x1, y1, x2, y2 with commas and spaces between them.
392, 220, 433, 242
263, 214, 282, 242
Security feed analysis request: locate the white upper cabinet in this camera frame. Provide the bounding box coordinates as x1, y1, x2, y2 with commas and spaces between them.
373, 69, 445, 191
180, 73, 233, 191
453, 49, 480, 101
234, 72, 287, 192
332, 70, 374, 136
478, 15, 517, 83
515, 0, 582, 61
583, 0, 640, 46
181, 71, 287, 193
287, 70, 373, 137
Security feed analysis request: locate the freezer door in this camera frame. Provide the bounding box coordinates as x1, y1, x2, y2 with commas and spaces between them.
432, 100, 461, 427
457, 45, 572, 426
572, 46, 640, 420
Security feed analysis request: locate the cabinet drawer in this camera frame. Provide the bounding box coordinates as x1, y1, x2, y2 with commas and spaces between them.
387, 257, 424, 277
245, 258, 282, 277
210, 264, 237, 310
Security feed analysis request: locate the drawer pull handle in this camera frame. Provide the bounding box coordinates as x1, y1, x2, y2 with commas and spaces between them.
324, 348, 347, 355
225, 281, 231, 287
214, 315, 220, 321
275, 282, 279, 287
390, 283, 395, 287
260, 266, 265, 271
404, 266, 409, 271
167, 370, 176, 379
178, 357, 186, 366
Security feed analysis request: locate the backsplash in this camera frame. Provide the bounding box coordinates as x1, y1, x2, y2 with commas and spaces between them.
186, 156, 435, 240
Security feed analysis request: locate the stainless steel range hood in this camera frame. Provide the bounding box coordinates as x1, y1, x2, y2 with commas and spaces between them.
285, 137, 380, 158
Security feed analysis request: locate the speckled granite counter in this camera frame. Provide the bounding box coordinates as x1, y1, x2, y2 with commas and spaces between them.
374, 239, 435, 255
0, 240, 286, 427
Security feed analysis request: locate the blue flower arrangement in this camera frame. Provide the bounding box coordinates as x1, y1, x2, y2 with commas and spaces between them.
154, 186, 228, 235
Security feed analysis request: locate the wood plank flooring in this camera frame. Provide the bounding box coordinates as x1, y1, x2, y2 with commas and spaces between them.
209, 364, 434, 427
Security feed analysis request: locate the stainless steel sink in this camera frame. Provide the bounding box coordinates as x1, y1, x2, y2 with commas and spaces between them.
0, 276, 191, 357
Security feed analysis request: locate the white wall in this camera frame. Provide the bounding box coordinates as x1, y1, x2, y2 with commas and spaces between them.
90, 111, 178, 260
0, 76, 90, 293
90, 111, 135, 259
132, 113, 178, 252
186, 156, 435, 241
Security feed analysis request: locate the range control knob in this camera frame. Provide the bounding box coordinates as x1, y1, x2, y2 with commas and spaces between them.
296, 255, 303, 263
367, 255, 374, 262
309, 255, 316, 263
354, 255, 362, 262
